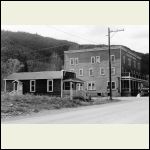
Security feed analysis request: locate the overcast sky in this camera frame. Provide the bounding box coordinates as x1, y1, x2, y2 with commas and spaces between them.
1, 25, 149, 53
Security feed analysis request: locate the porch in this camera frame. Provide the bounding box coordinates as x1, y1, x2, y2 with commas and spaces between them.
62, 78, 87, 100
121, 72, 149, 96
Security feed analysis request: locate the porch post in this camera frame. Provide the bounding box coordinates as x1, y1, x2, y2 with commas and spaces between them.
129, 73, 131, 95
61, 79, 63, 98
70, 81, 73, 100
4, 79, 6, 92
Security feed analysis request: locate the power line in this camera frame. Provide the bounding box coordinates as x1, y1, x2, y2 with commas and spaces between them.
50, 26, 98, 45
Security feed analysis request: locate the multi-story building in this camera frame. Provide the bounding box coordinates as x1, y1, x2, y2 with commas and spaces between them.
64, 45, 148, 97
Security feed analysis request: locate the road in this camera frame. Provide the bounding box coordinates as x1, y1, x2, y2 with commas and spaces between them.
2, 97, 149, 124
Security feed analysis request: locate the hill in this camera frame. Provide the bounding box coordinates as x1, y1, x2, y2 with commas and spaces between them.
1, 30, 149, 90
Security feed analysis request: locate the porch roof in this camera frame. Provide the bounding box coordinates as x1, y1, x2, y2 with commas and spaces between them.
63, 78, 84, 83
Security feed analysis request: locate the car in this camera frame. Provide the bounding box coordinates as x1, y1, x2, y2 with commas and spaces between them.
140, 88, 149, 96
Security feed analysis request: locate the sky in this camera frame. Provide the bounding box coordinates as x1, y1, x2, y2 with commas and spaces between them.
1, 25, 149, 54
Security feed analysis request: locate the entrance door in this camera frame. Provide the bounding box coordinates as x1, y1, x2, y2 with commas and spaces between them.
13, 81, 23, 94
13, 81, 18, 91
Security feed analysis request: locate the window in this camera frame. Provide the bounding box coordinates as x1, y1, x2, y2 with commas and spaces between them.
75, 58, 78, 65
134, 61, 136, 68
87, 81, 96, 90
107, 81, 116, 90
111, 55, 115, 62
78, 83, 83, 91
128, 58, 131, 66
64, 82, 70, 90
100, 68, 105, 75
138, 63, 141, 70
91, 56, 95, 64
123, 56, 126, 64
47, 80, 53, 92
96, 56, 100, 63
89, 68, 94, 76
70, 69, 74, 72
30, 80, 36, 92
111, 67, 115, 75
79, 69, 83, 76
70, 58, 74, 65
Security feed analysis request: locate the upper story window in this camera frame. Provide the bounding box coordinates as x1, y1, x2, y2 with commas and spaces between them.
30, 80, 36, 92
75, 58, 78, 65
111, 55, 115, 62
123, 55, 126, 64
91, 56, 95, 64
138, 62, 141, 70
70, 69, 74, 72
89, 68, 94, 76
47, 80, 53, 92
79, 69, 83, 76
128, 58, 131, 66
100, 67, 105, 75
70, 58, 74, 65
111, 67, 115, 75
96, 56, 100, 63
134, 61, 136, 68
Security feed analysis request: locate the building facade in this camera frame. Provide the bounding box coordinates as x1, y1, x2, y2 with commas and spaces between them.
64, 46, 148, 97
4, 70, 84, 98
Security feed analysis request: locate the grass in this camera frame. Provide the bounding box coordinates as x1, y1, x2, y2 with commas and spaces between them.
1, 93, 120, 119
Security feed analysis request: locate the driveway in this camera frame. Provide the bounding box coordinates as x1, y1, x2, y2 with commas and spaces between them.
2, 97, 149, 124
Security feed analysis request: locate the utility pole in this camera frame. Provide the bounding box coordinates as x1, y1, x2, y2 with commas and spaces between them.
108, 28, 124, 100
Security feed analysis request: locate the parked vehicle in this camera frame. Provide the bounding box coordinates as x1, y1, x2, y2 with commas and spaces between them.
140, 88, 149, 96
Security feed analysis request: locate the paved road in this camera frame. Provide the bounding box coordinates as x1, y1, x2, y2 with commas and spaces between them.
2, 97, 149, 124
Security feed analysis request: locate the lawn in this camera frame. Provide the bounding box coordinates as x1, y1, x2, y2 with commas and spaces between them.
1, 93, 120, 119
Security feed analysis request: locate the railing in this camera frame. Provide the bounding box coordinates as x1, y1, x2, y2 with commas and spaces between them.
121, 72, 147, 80
63, 90, 88, 99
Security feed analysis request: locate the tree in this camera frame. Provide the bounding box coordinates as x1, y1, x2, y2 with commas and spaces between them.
1, 59, 24, 91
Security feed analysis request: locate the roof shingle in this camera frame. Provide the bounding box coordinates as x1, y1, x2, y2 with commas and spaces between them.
5, 71, 63, 80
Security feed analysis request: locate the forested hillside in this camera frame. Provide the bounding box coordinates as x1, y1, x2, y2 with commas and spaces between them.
1, 30, 149, 90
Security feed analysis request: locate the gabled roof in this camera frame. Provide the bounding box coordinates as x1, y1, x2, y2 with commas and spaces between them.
5, 71, 63, 80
